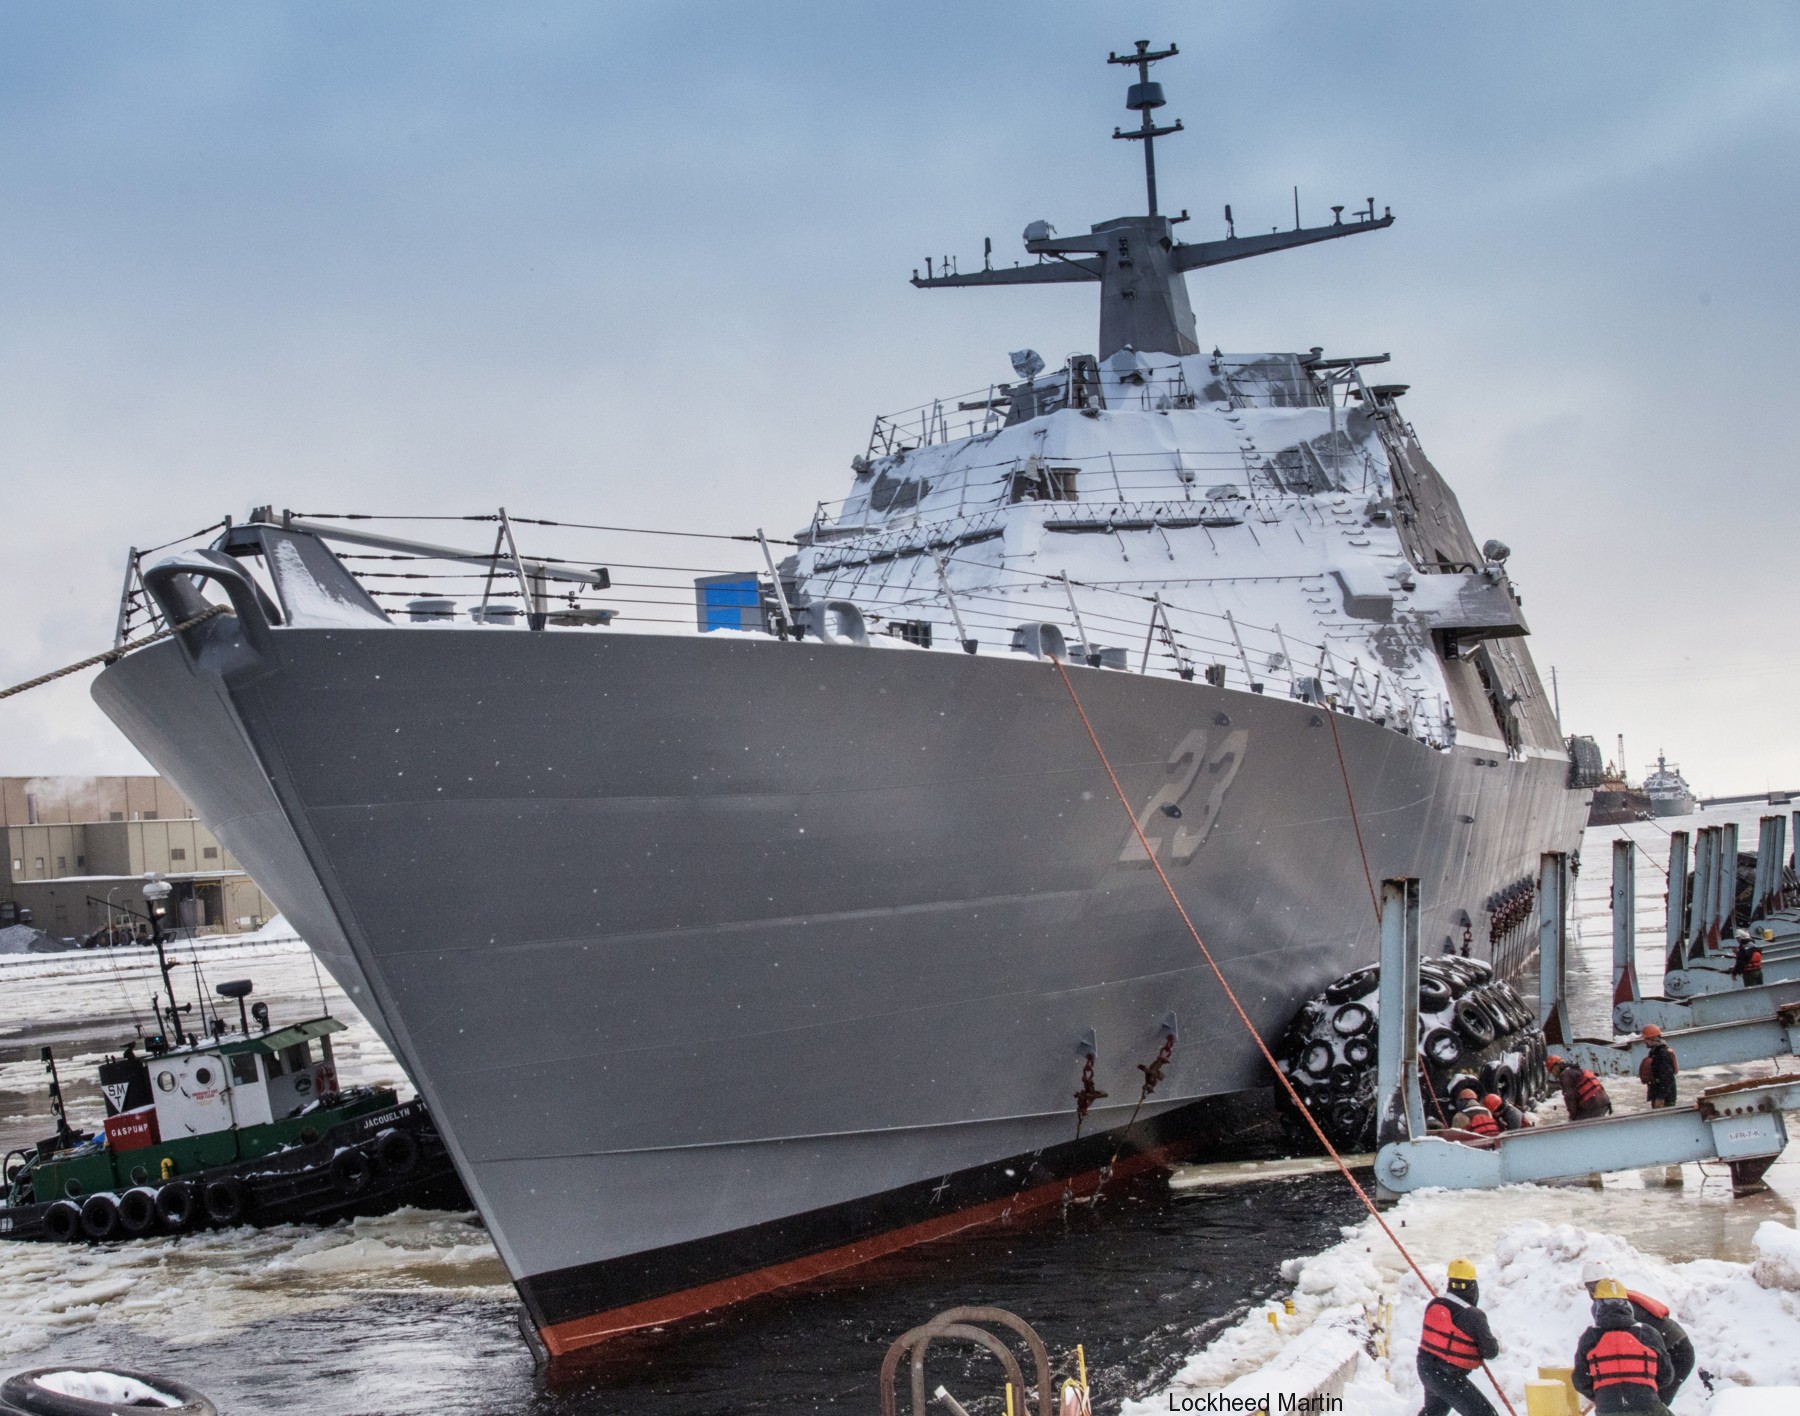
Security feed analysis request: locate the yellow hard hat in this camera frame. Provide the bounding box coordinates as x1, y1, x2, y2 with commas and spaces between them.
1447, 1258, 1478, 1282
1592, 1278, 1627, 1300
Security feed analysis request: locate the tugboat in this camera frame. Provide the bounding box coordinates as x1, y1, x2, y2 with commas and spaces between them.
0, 881, 466, 1243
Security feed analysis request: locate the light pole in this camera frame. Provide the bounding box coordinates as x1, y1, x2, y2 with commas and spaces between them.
143, 874, 185, 1046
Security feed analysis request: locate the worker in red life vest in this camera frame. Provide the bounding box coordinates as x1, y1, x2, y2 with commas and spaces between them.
1453, 1088, 1500, 1137
1547, 1055, 1612, 1121
1573, 1278, 1676, 1414
1416, 1257, 1501, 1416
1636, 1025, 1679, 1109
1580, 1261, 1694, 1397
1730, 929, 1765, 987
1484, 1093, 1530, 1130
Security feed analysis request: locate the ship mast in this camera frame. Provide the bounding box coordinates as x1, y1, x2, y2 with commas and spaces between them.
1109, 40, 1182, 218
911, 42, 1396, 360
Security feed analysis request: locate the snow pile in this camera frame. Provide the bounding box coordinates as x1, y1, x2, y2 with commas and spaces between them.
0, 924, 64, 955
1128, 1194, 1800, 1416
1751, 1220, 1800, 1292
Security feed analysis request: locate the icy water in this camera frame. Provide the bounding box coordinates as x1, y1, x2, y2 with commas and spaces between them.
0, 936, 1368, 1413
2, 803, 1794, 1413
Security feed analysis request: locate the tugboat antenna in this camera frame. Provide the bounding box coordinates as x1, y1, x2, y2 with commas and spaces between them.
1108, 40, 1182, 217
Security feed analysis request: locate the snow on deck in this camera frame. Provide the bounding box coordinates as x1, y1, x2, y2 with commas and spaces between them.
800, 351, 1463, 747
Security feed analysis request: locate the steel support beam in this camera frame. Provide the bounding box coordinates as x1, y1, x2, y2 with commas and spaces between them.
1538, 852, 1569, 1045
1718, 821, 1740, 944
1563, 1005, 1800, 1077
1375, 1083, 1794, 1194
1375, 878, 1425, 1149
1612, 839, 1638, 1013
1665, 830, 1690, 977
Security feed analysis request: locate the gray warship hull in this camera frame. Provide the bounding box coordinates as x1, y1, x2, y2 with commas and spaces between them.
93, 623, 1585, 1351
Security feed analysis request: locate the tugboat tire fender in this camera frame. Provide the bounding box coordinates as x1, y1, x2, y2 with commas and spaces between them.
116, 1187, 158, 1237
202, 1176, 249, 1227
42, 1201, 80, 1243
330, 1148, 374, 1194
0, 1366, 218, 1416
154, 1181, 197, 1231
78, 1193, 119, 1241
374, 1129, 418, 1176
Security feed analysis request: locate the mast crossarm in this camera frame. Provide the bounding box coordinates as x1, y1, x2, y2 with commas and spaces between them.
911, 258, 1102, 290
1172, 212, 1394, 272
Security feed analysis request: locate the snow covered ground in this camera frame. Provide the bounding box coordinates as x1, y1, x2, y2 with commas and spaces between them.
1132, 804, 1800, 1413
1128, 1194, 1800, 1415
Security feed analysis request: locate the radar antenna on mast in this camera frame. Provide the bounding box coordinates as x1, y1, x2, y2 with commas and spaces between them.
910, 41, 1395, 359
1108, 40, 1182, 217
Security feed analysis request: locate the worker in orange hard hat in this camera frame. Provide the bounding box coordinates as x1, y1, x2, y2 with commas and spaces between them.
1547, 1056, 1612, 1122
1454, 1087, 1499, 1137
1637, 1025, 1678, 1110
1484, 1092, 1530, 1131
1417, 1258, 1501, 1416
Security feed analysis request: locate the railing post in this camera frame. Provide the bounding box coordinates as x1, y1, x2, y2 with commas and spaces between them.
1664, 830, 1690, 976
1376, 878, 1424, 1147
1612, 839, 1638, 1011
1538, 852, 1569, 1044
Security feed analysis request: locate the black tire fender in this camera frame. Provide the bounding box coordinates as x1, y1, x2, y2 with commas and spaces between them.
0, 1367, 218, 1416
42, 1201, 80, 1243
1300, 1042, 1335, 1078
1343, 1036, 1375, 1067
154, 1181, 196, 1231
116, 1187, 158, 1236
78, 1194, 119, 1241
331, 1147, 374, 1194
1422, 1027, 1463, 1067
1326, 1099, 1368, 1145
1324, 967, 1379, 1004
375, 1128, 418, 1176
1327, 1062, 1361, 1094
203, 1176, 249, 1227
1418, 978, 1454, 1013
1331, 1003, 1374, 1038
1453, 998, 1497, 1048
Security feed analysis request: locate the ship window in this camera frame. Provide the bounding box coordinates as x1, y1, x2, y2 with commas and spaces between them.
282, 1042, 313, 1073
109, 811, 124, 821
193, 1065, 213, 1086
170, 848, 186, 862
33, 858, 43, 873
156, 1071, 175, 1092
55, 857, 65, 873
886, 620, 933, 648
76, 856, 84, 869
203, 846, 218, 860
229, 1054, 259, 1086
263, 1051, 285, 1079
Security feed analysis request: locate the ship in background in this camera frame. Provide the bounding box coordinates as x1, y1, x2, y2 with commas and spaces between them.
91, 43, 1591, 1356
1587, 735, 1652, 826
1644, 750, 1697, 817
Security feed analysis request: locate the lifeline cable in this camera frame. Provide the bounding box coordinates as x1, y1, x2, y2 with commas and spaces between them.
1046, 654, 1521, 1416
0, 606, 227, 701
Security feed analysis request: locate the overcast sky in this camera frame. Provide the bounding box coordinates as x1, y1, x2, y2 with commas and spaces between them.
2, 2, 1797, 794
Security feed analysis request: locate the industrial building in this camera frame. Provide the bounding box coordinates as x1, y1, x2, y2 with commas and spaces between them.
1, 776, 276, 941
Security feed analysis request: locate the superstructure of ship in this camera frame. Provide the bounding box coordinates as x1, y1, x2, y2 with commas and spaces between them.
1644, 751, 1696, 817
89, 43, 1590, 1356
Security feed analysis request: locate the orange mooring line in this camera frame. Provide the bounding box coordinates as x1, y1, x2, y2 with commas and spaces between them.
1046, 656, 1521, 1416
